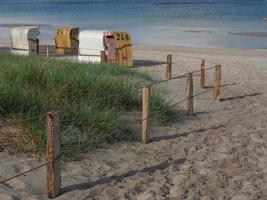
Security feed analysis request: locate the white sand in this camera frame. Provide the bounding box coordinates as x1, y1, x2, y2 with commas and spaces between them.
0, 44, 267, 199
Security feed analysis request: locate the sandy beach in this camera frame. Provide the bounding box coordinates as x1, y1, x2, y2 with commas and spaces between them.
0, 44, 267, 199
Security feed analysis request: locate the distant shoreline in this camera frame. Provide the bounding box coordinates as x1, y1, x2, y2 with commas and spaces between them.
1, 38, 267, 52
1, 23, 267, 39
1, 23, 267, 49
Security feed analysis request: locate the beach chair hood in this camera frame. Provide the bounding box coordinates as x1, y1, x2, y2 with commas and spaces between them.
11, 26, 40, 51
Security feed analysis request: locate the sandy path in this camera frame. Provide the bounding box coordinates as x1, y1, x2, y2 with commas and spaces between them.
0, 45, 267, 200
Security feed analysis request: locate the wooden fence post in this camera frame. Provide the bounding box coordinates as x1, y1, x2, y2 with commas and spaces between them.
185, 73, 194, 115
142, 84, 151, 144
46, 112, 61, 198
200, 59, 205, 89
101, 51, 106, 63
213, 65, 221, 101
46, 45, 49, 58
166, 54, 172, 80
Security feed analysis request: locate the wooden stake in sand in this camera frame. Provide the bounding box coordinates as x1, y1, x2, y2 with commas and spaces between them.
46, 112, 61, 198
213, 65, 221, 101
101, 50, 106, 63
142, 84, 151, 144
185, 73, 194, 115
200, 59, 206, 89
166, 54, 172, 80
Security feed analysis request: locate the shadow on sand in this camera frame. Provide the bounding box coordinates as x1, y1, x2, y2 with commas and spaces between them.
133, 59, 166, 68
220, 92, 261, 102
61, 157, 186, 194
61, 83, 261, 196
151, 123, 225, 142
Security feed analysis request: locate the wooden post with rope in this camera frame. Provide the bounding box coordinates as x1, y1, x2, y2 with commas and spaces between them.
142, 84, 151, 144
46, 111, 61, 198
213, 65, 221, 101
166, 54, 172, 80
185, 73, 194, 115
200, 59, 206, 89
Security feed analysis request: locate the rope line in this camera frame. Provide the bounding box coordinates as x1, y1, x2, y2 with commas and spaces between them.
134, 51, 220, 65
0, 114, 46, 129
76, 86, 143, 104
173, 54, 220, 65
149, 66, 217, 86
169, 87, 215, 109
0, 155, 61, 184
138, 87, 215, 123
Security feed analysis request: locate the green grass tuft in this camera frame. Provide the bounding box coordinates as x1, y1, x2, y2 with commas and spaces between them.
0, 54, 176, 155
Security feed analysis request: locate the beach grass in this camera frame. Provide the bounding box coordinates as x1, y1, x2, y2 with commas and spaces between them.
0, 54, 176, 155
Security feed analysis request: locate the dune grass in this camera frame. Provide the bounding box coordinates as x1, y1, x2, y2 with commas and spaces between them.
0, 54, 176, 155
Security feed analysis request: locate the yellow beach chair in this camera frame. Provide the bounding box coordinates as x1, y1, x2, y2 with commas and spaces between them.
55, 27, 79, 55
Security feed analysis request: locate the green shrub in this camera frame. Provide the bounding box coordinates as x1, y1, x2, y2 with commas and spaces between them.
0, 54, 176, 154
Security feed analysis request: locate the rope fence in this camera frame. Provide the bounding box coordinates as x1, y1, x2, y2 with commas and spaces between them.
0, 52, 226, 198
0, 154, 61, 185
0, 114, 46, 129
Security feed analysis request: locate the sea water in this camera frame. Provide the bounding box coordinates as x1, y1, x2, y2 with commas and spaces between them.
0, 0, 266, 48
